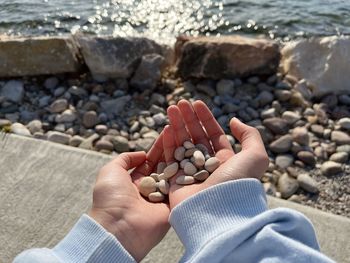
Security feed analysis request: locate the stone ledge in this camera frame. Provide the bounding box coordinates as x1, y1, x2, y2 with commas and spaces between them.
0, 134, 348, 262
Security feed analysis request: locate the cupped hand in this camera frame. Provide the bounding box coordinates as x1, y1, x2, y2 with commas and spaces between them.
164, 100, 269, 209
89, 133, 170, 262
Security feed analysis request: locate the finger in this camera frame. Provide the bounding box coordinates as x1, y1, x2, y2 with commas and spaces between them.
177, 99, 213, 153
167, 105, 191, 146
193, 100, 233, 153
163, 125, 176, 164
229, 117, 265, 151
112, 152, 147, 171
133, 132, 164, 182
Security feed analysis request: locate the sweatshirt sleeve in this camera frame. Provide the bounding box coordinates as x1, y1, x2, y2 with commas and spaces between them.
13, 214, 135, 263
169, 178, 335, 263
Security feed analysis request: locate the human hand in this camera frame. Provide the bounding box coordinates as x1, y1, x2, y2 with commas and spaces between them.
164, 100, 269, 208
89, 134, 170, 262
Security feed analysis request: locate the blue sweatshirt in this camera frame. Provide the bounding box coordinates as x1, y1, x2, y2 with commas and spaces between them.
14, 179, 334, 263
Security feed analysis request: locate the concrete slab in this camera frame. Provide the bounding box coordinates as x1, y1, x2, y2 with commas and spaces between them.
0, 134, 349, 263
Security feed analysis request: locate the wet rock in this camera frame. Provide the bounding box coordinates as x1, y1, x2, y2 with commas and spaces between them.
130, 54, 165, 90
281, 36, 350, 97
0, 36, 81, 77
297, 173, 319, 194
321, 161, 343, 176
331, 131, 350, 145
270, 135, 293, 153
1, 80, 24, 103
176, 36, 280, 79
278, 173, 299, 199
263, 118, 289, 135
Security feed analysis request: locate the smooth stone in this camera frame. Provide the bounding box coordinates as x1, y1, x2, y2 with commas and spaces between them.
321, 161, 343, 176
83, 111, 98, 128
204, 157, 220, 173
184, 148, 196, 158
275, 89, 291, 102
180, 159, 190, 169
0, 119, 11, 128
260, 108, 276, 119
329, 152, 349, 163
176, 175, 195, 185
336, 145, 350, 153
158, 173, 166, 181
156, 162, 167, 174
275, 154, 294, 169
297, 173, 319, 194
164, 162, 179, 179
331, 131, 350, 145
282, 111, 301, 125
95, 125, 108, 135
195, 144, 209, 155
269, 135, 293, 153
310, 124, 324, 137
278, 173, 299, 199
10, 123, 31, 137
216, 79, 234, 96
1, 80, 24, 103
292, 127, 309, 146
150, 173, 159, 182
174, 146, 186, 161
192, 150, 205, 167
297, 151, 316, 167
257, 90, 274, 106
139, 177, 157, 197
26, 120, 42, 134
53, 87, 65, 97
193, 170, 210, 181
79, 133, 99, 150
49, 99, 68, 113
47, 131, 71, 145
263, 118, 289, 135
111, 136, 130, 152
183, 141, 195, 149
135, 138, 155, 152
148, 191, 165, 202
184, 162, 197, 176
55, 109, 77, 123
95, 140, 114, 152
157, 180, 169, 195
69, 135, 84, 147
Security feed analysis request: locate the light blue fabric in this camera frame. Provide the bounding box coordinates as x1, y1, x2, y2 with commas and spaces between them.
14, 179, 334, 263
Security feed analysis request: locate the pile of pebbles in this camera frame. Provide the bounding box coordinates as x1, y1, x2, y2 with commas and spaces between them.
138, 140, 220, 202
0, 72, 349, 216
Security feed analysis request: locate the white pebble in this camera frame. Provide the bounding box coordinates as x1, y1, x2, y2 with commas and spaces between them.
157, 180, 170, 195
158, 173, 166, 181
193, 170, 210, 181
164, 162, 179, 179
148, 192, 165, 202
185, 148, 196, 158
205, 157, 220, 173
193, 150, 205, 167
184, 162, 197, 176
157, 162, 167, 174
174, 146, 186, 161
176, 175, 195, 185
139, 177, 157, 197
180, 159, 190, 169
183, 140, 195, 149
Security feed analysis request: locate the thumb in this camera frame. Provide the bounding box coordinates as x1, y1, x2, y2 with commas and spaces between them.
113, 152, 147, 170
229, 117, 265, 152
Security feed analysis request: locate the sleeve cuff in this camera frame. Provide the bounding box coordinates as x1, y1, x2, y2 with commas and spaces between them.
52, 214, 135, 263
169, 178, 268, 253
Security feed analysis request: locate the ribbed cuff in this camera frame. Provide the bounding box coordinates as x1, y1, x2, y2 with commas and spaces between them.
169, 179, 267, 255
53, 214, 135, 263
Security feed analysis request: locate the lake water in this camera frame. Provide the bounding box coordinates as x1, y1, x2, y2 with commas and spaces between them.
1, 0, 349, 43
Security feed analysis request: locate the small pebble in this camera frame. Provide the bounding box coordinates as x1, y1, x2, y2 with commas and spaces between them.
176, 175, 195, 185
183, 140, 195, 149
158, 173, 166, 181
184, 148, 196, 158
163, 162, 179, 179
205, 157, 220, 173
174, 146, 186, 161
184, 162, 197, 175
139, 177, 157, 197
148, 192, 165, 202
157, 162, 167, 174
180, 159, 190, 169
196, 144, 209, 155
193, 150, 205, 167
193, 170, 210, 181
157, 180, 170, 195
150, 173, 159, 182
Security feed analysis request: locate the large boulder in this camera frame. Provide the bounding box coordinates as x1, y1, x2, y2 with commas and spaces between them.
282, 36, 350, 98
0, 36, 81, 77
78, 36, 172, 79
176, 35, 280, 79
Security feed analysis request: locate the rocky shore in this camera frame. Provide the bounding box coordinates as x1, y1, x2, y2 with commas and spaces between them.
0, 35, 349, 217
